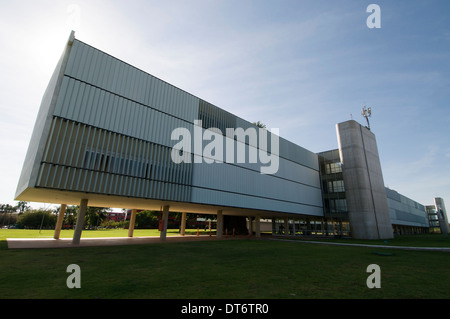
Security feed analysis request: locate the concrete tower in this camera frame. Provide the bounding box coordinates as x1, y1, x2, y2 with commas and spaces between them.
434, 197, 449, 235
336, 120, 393, 239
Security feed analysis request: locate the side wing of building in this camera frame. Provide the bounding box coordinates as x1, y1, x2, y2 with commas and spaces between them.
385, 188, 429, 229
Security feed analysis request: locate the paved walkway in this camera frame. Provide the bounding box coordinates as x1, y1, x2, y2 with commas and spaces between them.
267, 237, 450, 252
6, 235, 240, 249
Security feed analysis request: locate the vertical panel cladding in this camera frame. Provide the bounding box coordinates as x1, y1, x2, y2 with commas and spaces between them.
67, 80, 80, 119
155, 80, 163, 113
64, 40, 199, 123
191, 98, 323, 215
37, 117, 192, 202
198, 99, 236, 133
386, 187, 428, 227
191, 162, 322, 209
54, 77, 196, 149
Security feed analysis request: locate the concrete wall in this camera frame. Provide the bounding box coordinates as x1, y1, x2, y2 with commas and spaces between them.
336, 120, 393, 239
435, 197, 449, 234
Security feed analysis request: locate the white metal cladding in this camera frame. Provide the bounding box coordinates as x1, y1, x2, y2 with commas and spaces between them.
189, 125, 323, 215
36, 117, 193, 202
235, 117, 319, 171
191, 126, 321, 187
64, 40, 199, 123
190, 162, 323, 215
278, 136, 319, 171
53, 77, 195, 148
15, 39, 73, 197
190, 187, 323, 216
386, 188, 428, 227
234, 117, 320, 171
18, 34, 324, 216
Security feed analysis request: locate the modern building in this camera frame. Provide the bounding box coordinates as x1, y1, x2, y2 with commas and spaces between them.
318, 145, 430, 239
386, 188, 429, 235
15, 32, 442, 243
105, 211, 127, 223
15, 32, 322, 243
426, 198, 449, 234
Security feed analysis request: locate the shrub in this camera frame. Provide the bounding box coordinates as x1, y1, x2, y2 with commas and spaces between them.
17, 209, 57, 229
135, 210, 159, 229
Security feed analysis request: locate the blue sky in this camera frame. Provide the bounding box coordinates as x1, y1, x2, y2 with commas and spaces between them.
0, 0, 449, 214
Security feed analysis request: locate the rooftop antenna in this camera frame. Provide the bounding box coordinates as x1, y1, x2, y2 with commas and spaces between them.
361, 105, 372, 130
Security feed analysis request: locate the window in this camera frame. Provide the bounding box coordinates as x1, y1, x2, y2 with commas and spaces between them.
327, 180, 345, 193
325, 162, 342, 174
82, 148, 149, 179
331, 199, 347, 213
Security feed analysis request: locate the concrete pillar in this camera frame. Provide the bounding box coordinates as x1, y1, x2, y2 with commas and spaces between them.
160, 205, 169, 240
73, 199, 88, 245
248, 217, 253, 236
255, 216, 261, 238
284, 217, 289, 236
54, 204, 66, 239
128, 209, 137, 237
216, 210, 223, 238
180, 212, 187, 236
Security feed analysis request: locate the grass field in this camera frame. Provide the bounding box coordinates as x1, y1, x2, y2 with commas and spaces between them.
1, 230, 449, 299
0, 228, 205, 240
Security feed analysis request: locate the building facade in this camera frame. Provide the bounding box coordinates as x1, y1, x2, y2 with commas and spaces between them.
426, 198, 449, 234
317, 149, 350, 237
318, 145, 430, 239
15, 32, 442, 242
385, 188, 429, 235
15, 32, 323, 243
336, 120, 393, 239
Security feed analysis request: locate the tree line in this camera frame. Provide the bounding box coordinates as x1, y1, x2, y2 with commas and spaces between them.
0, 202, 111, 229
1, 201, 216, 230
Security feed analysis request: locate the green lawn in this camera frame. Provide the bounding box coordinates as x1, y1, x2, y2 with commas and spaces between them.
301, 233, 450, 247
0, 228, 208, 240
1, 230, 449, 299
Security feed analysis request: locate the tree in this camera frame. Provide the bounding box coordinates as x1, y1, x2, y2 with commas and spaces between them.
53, 205, 77, 228
16, 201, 30, 214
17, 209, 57, 229
0, 203, 18, 226
253, 121, 266, 128
135, 210, 159, 229
84, 207, 110, 229
0, 204, 15, 213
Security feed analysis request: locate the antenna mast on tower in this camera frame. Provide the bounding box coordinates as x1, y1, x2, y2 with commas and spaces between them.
361, 106, 372, 130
